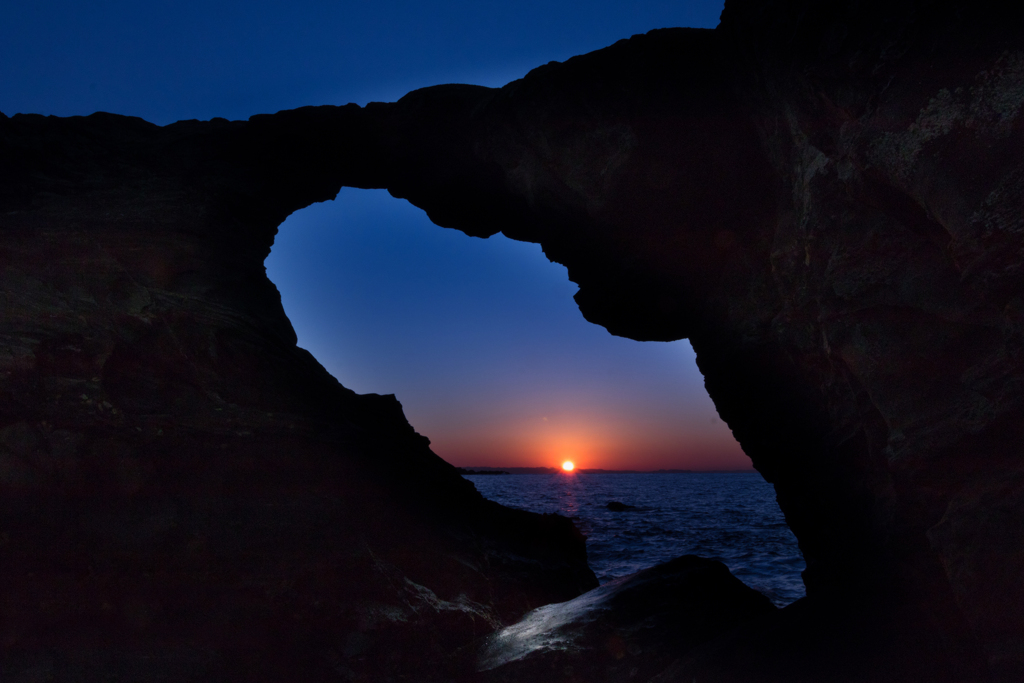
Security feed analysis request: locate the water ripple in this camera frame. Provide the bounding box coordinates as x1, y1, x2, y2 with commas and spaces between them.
465, 472, 806, 607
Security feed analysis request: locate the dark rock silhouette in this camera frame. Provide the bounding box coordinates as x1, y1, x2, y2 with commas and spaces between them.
477, 555, 776, 683
2, 0, 1024, 681
606, 501, 637, 512
0, 102, 596, 683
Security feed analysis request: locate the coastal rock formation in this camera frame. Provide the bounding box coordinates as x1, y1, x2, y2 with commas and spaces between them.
477, 555, 776, 683
360, 4, 1022, 680
0, 112, 596, 681
3, 0, 1024, 681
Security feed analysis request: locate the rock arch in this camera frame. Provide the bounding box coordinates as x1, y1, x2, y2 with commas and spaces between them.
2, 2, 1023, 681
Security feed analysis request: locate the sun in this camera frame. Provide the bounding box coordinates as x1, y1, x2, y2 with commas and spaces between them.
562, 460, 575, 472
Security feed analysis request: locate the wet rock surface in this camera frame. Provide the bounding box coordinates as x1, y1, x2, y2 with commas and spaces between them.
3, 1, 1024, 681
477, 555, 776, 683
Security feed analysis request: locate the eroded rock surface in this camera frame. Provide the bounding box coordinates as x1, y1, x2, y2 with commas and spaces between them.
0, 113, 596, 682
477, 555, 776, 683
3, 0, 1024, 681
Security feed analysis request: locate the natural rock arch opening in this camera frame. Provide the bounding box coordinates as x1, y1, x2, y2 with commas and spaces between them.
242, 14, 1022, 678
265, 188, 749, 473
2, 4, 1023, 681
264, 188, 804, 604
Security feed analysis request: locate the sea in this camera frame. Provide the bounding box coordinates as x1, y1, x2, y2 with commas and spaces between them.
464, 472, 806, 607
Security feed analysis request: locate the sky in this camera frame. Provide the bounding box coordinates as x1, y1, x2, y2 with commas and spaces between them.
2, 0, 751, 471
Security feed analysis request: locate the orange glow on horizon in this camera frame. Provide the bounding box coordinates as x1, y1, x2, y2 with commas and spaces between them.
427, 408, 754, 471
562, 460, 575, 472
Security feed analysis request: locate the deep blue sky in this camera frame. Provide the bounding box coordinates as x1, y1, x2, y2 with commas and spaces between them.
2, 0, 750, 470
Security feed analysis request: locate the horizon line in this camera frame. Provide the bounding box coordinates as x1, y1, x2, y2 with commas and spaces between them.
456, 466, 756, 474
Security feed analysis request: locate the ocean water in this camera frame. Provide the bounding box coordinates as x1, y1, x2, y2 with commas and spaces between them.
465, 472, 806, 607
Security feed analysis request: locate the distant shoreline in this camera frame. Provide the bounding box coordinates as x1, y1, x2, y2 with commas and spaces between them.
456, 467, 756, 475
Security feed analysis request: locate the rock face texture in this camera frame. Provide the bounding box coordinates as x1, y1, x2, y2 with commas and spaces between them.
0, 113, 596, 682
477, 555, 776, 683
357, 5, 1023, 681
3, 0, 1024, 681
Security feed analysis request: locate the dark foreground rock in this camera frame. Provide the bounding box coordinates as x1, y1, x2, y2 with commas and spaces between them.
4, 0, 1024, 681
0, 113, 596, 682
653, 593, 991, 683
477, 555, 776, 683
477, 557, 986, 683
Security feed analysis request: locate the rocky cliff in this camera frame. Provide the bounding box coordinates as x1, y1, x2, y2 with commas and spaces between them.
3, 0, 1024, 681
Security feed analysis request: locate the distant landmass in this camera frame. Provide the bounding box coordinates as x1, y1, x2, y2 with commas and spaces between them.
457, 467, 719, 474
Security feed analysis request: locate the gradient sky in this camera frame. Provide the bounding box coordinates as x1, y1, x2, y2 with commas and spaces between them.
2, 0, 751, 471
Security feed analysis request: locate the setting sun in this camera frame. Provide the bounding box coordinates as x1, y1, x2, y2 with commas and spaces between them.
562, 461, 575, 472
